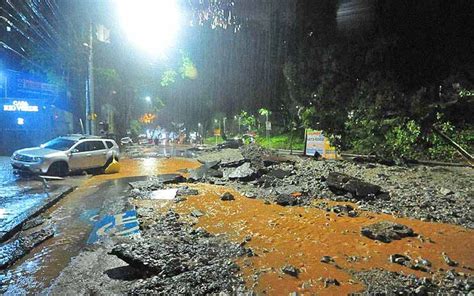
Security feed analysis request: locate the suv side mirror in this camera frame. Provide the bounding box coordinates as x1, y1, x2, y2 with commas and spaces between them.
71, 148, 79, 153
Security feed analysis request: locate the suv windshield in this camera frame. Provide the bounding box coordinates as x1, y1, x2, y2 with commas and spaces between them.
43, 138, 77, 151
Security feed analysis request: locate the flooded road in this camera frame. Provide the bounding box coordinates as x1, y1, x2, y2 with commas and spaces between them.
134, 183, 474, 295
0, 151, 200, 294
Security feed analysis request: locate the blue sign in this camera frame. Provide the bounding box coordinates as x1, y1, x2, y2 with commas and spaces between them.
4, 70, 59, 100
87, 210, 140, 244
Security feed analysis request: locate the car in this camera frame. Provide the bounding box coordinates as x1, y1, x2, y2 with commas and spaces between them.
120, 136, 133, 145
11, 134, 120, 176
137, 134, 148, 145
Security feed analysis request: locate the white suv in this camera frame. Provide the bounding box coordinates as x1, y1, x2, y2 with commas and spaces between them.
11, 135, 120, 176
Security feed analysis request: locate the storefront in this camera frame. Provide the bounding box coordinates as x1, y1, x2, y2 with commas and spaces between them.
0, 69, 73, 155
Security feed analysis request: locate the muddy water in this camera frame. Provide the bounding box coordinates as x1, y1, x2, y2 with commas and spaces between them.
134, 183, 474, 295
0, 157, 199, 295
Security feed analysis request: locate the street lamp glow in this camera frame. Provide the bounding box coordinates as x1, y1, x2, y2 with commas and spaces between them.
115, 0, 181, 57
145, 96, 151, 102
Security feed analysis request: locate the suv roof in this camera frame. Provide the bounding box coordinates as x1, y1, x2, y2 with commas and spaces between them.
59, 134, 116, 141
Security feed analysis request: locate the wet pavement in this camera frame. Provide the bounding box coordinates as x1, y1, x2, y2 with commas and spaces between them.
0, 157, 85, 241
0, 150, 199, 294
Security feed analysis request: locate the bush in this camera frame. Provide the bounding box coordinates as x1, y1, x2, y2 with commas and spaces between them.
384, 119, 421, 159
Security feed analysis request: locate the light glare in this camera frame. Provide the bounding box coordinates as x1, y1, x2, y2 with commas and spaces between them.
116, 0, 181, 57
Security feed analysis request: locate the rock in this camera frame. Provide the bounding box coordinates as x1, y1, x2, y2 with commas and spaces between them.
227, 162, 257, 181
389, 254, 412, 266
220, 192, 235, 201
188, 165, 223, 181
243, 192, 257, 199
331, 204, 354, 214
414, 285, 428, 295
197, 149, 246, 168
275, 185, 303, 196
198, 160, 221, 169
440, 188, 454, 196
323, 278, 340, 287
267, 169, 292, 179
217, 139, 243, 149
129, 179, 163, 191
275, 194, 298, 206
281, 265, 299, 277
177, 187, 199, 196
188, 166, 208, 181
361, 221, 415, 243
442, 252, 458, 267
190, 209, 204, 218
326, 172, 381, 199
256, 175, 276, 188
320, 256, 333, 263
22, 215, 47, 231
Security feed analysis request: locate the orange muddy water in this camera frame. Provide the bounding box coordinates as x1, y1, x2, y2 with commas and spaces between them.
133, 178, 474, 295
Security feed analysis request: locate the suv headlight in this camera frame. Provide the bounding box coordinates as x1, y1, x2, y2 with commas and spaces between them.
32, 156, 43, 162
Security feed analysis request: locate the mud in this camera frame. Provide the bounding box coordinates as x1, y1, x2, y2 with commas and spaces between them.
133, 182, 474, 295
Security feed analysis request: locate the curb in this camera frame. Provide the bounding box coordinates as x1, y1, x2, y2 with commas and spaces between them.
0, 185, 74, 243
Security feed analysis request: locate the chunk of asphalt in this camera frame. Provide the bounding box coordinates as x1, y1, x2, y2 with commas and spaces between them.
361, 221, 415, 243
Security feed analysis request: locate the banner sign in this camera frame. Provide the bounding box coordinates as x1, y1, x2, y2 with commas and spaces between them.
3, 100, 39, 112
3, 70, 59, 101
265, 121, 272, 131
304, 129, 338, 159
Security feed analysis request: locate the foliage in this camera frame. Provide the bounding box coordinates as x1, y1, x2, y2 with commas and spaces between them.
258, 108, 271, 117
129, 120, 143, 137
256, 133, 305, 150
179, 52, 198, 80
239, 111, 256, 130
425, 114, 474, 160
204, 136, 224, 145
161, 70, 178, 87
384, 120, 421, 159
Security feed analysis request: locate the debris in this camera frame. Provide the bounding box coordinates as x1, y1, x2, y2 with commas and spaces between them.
323, 278, 340, 287
320, 256, 333, 264
361, 221, 415, 243
221, 192, 235, 201
442, 252, 458, 267
0, 226, 54, 269
281, 265, 299, 277
440, 188, 454, 196
190, 209, 204, 218
227, 162, 257, 181
149, 189, 178, 200
275, 194, 298, 206
389, 254, 412, 266
22, 215, 47, 231
176, 186, 199, 196
326, 172, 382, 199
267, 169, 292, 179
109, 211, 249, 294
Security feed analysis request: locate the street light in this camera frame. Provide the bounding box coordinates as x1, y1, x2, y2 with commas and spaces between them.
145, 96, 151, 103
115, 0, 182, 57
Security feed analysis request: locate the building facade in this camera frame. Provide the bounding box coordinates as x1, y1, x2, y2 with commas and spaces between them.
0, 69, 73, 155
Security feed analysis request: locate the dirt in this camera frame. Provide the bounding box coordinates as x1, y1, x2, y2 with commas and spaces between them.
133, 182, 474, 295
20, 154, 472, 295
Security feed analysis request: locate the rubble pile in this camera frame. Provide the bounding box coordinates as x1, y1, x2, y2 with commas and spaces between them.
188, 144, 473, 228
110, 211, 251, 295
0, 226, 54, 269
353, 268, 474, 295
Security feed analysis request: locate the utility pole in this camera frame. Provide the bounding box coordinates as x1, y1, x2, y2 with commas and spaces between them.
86, 21, 95, 135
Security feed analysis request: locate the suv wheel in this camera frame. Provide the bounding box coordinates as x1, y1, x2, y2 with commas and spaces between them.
47, 162, 68, 177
